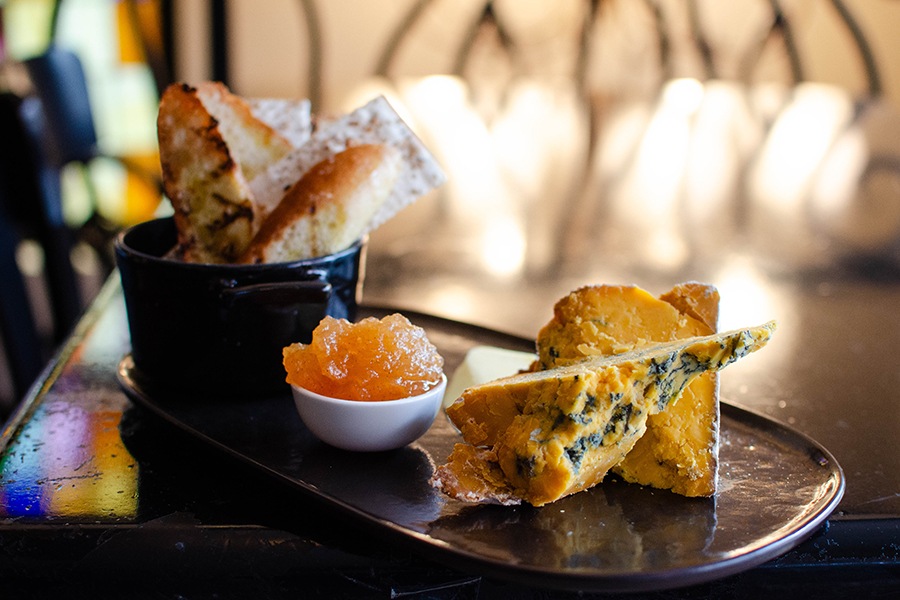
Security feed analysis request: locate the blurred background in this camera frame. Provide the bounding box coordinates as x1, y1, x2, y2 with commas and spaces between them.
2, 0, 900, 415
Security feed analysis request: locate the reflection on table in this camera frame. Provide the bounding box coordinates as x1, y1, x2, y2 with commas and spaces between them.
0, 291, 138, 521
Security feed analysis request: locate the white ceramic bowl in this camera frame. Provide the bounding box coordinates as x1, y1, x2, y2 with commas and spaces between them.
291, 374, 447, 452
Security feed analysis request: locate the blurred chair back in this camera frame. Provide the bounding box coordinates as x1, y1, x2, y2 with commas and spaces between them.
0, 92, 44, 403
0, 200, 44, 411
0, 7, 168, 413
0, 48, 102, 410
23, 45, 99, 166
0, 89, 76, 409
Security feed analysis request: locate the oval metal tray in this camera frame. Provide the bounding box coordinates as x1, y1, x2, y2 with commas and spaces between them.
117, 306, 843, 592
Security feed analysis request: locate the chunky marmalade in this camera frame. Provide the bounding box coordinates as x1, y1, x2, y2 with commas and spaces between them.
283, 314, 444, 401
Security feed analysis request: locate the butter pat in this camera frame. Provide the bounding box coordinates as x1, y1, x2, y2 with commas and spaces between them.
444, 346, 536, 409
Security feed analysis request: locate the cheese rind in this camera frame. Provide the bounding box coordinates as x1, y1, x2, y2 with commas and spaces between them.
435, 322, 775, 506
435, 444, 520, 505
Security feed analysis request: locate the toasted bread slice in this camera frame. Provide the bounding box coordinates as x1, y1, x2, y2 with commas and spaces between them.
240, 144, 402, 263
158, 82, 260, 263
249, 95, 445, 235
194, 82, 294, 187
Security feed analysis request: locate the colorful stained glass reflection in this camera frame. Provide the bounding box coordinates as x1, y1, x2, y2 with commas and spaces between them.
0, 395, 138, 520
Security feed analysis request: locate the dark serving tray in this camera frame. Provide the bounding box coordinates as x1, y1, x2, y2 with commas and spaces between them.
117, 306, 843, 593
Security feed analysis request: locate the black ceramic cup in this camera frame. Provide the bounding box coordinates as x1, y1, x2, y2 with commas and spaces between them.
115, 217, 364, 397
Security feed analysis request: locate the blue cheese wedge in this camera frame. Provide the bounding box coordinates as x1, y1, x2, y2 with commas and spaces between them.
536, 284, 721, 497
434, 321, 775, 506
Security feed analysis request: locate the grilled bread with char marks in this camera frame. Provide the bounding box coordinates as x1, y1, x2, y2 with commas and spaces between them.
240, 144, 402, 263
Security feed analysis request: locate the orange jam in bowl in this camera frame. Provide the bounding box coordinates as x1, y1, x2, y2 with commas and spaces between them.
283, 314, 444, 401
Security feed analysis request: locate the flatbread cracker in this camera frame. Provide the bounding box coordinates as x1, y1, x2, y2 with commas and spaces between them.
194, 82, 294, 183
249, 95, 446, 233
247, 97, 313, 149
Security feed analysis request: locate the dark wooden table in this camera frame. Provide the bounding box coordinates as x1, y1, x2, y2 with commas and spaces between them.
2, 84, 899, 598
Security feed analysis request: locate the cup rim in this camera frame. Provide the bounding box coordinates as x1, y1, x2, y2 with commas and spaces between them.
115, 216, 365, 270
291, 373, 447, 407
